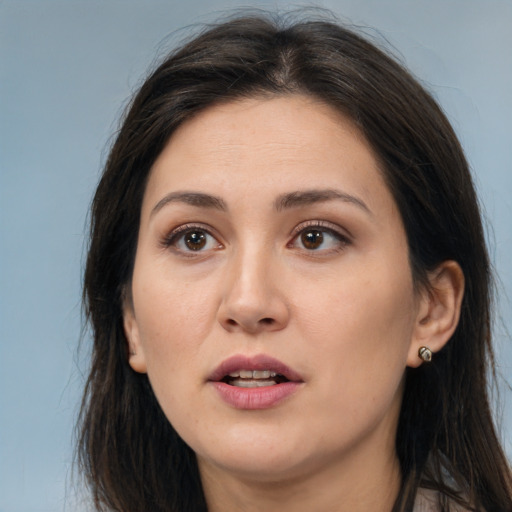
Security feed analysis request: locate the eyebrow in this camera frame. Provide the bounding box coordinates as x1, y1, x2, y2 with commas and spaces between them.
274, 189, 372, 215
150, 188, 372, 217
151, 191, 228, 217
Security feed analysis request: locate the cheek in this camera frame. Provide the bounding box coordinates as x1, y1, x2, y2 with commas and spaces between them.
132, 285, 215, 429
297, 260, 415, 386
131, 263, 219, 380
293, 273, 413, 442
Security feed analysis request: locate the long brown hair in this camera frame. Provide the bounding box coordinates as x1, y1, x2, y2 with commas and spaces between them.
78, 12, 512, 511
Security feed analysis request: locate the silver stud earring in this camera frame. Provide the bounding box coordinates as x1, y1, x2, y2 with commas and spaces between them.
418, 346, 433, 362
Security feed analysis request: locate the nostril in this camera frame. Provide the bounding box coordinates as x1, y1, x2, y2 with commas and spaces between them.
221, 308, 286, 332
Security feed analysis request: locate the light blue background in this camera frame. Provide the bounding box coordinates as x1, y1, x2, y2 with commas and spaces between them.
1, 1, 511, 511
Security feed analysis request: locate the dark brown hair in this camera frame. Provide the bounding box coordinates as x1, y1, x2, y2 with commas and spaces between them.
78, 12, 512, 512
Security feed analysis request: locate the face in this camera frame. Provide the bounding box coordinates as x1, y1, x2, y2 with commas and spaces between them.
124, 95, 428, 484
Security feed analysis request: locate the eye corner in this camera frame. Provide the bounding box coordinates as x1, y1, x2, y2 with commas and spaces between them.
161, 223, 224, 256
288, 220, 352, 255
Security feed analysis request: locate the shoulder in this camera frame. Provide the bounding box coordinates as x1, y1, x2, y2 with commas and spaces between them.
414, 488, 475, 512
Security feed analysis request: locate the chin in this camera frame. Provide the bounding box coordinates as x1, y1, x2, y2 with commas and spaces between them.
193, 427, 323, 483
202, 452, 312, 484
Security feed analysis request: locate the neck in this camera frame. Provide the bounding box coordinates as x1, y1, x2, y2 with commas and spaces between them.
199, 441, 402, 512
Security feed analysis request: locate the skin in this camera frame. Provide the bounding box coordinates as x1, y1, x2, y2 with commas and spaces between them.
123, 95, 464, 512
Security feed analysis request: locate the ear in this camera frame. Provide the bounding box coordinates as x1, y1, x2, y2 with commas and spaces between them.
407, 261, 465, 368
122, 292, 147, 374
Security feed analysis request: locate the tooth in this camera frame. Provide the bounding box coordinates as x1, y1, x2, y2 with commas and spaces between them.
228, 371, 240, 378
270, 371, 277, 378
232, 379, 277, 387
239, 370, 253, 378
253, 370, 271, 379
254, 380, 276, 387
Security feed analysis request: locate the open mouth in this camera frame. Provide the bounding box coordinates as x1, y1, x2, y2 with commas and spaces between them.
209, 355, 302, 409
221, 369, 290, 388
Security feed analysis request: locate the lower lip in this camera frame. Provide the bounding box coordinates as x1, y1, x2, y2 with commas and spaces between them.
210, 381, 302, 410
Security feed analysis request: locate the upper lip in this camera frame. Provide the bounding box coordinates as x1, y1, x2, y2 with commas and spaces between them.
208, 354, 304, 382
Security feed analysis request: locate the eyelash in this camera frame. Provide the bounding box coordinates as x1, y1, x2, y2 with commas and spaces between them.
162, 223, 223, 256
288, 220, 351, 255
162, 221, 351, 256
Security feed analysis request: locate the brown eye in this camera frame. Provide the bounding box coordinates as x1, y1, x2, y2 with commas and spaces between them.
166, 226, 221, 253
301, 230, 324, 249
290, 224, 349, 254
184, 231, 207, 250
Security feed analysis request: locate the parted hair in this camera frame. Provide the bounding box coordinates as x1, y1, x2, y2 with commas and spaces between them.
78, 12, 512, 512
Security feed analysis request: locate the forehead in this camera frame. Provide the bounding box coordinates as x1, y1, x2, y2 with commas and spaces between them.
143, 95, 394, 217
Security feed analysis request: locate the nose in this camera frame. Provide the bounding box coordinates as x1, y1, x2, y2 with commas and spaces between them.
217, 248, 290, 334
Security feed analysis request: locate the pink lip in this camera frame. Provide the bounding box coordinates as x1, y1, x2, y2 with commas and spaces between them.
208, 354, 304, 410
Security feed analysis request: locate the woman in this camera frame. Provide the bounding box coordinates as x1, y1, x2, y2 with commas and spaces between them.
78, 13, 512, 512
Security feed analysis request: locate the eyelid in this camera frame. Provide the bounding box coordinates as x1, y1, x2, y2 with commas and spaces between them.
161, 220, 351, 254
289, 220, 352, 241
287, 220, 352, 254
161, 223, 223, 252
